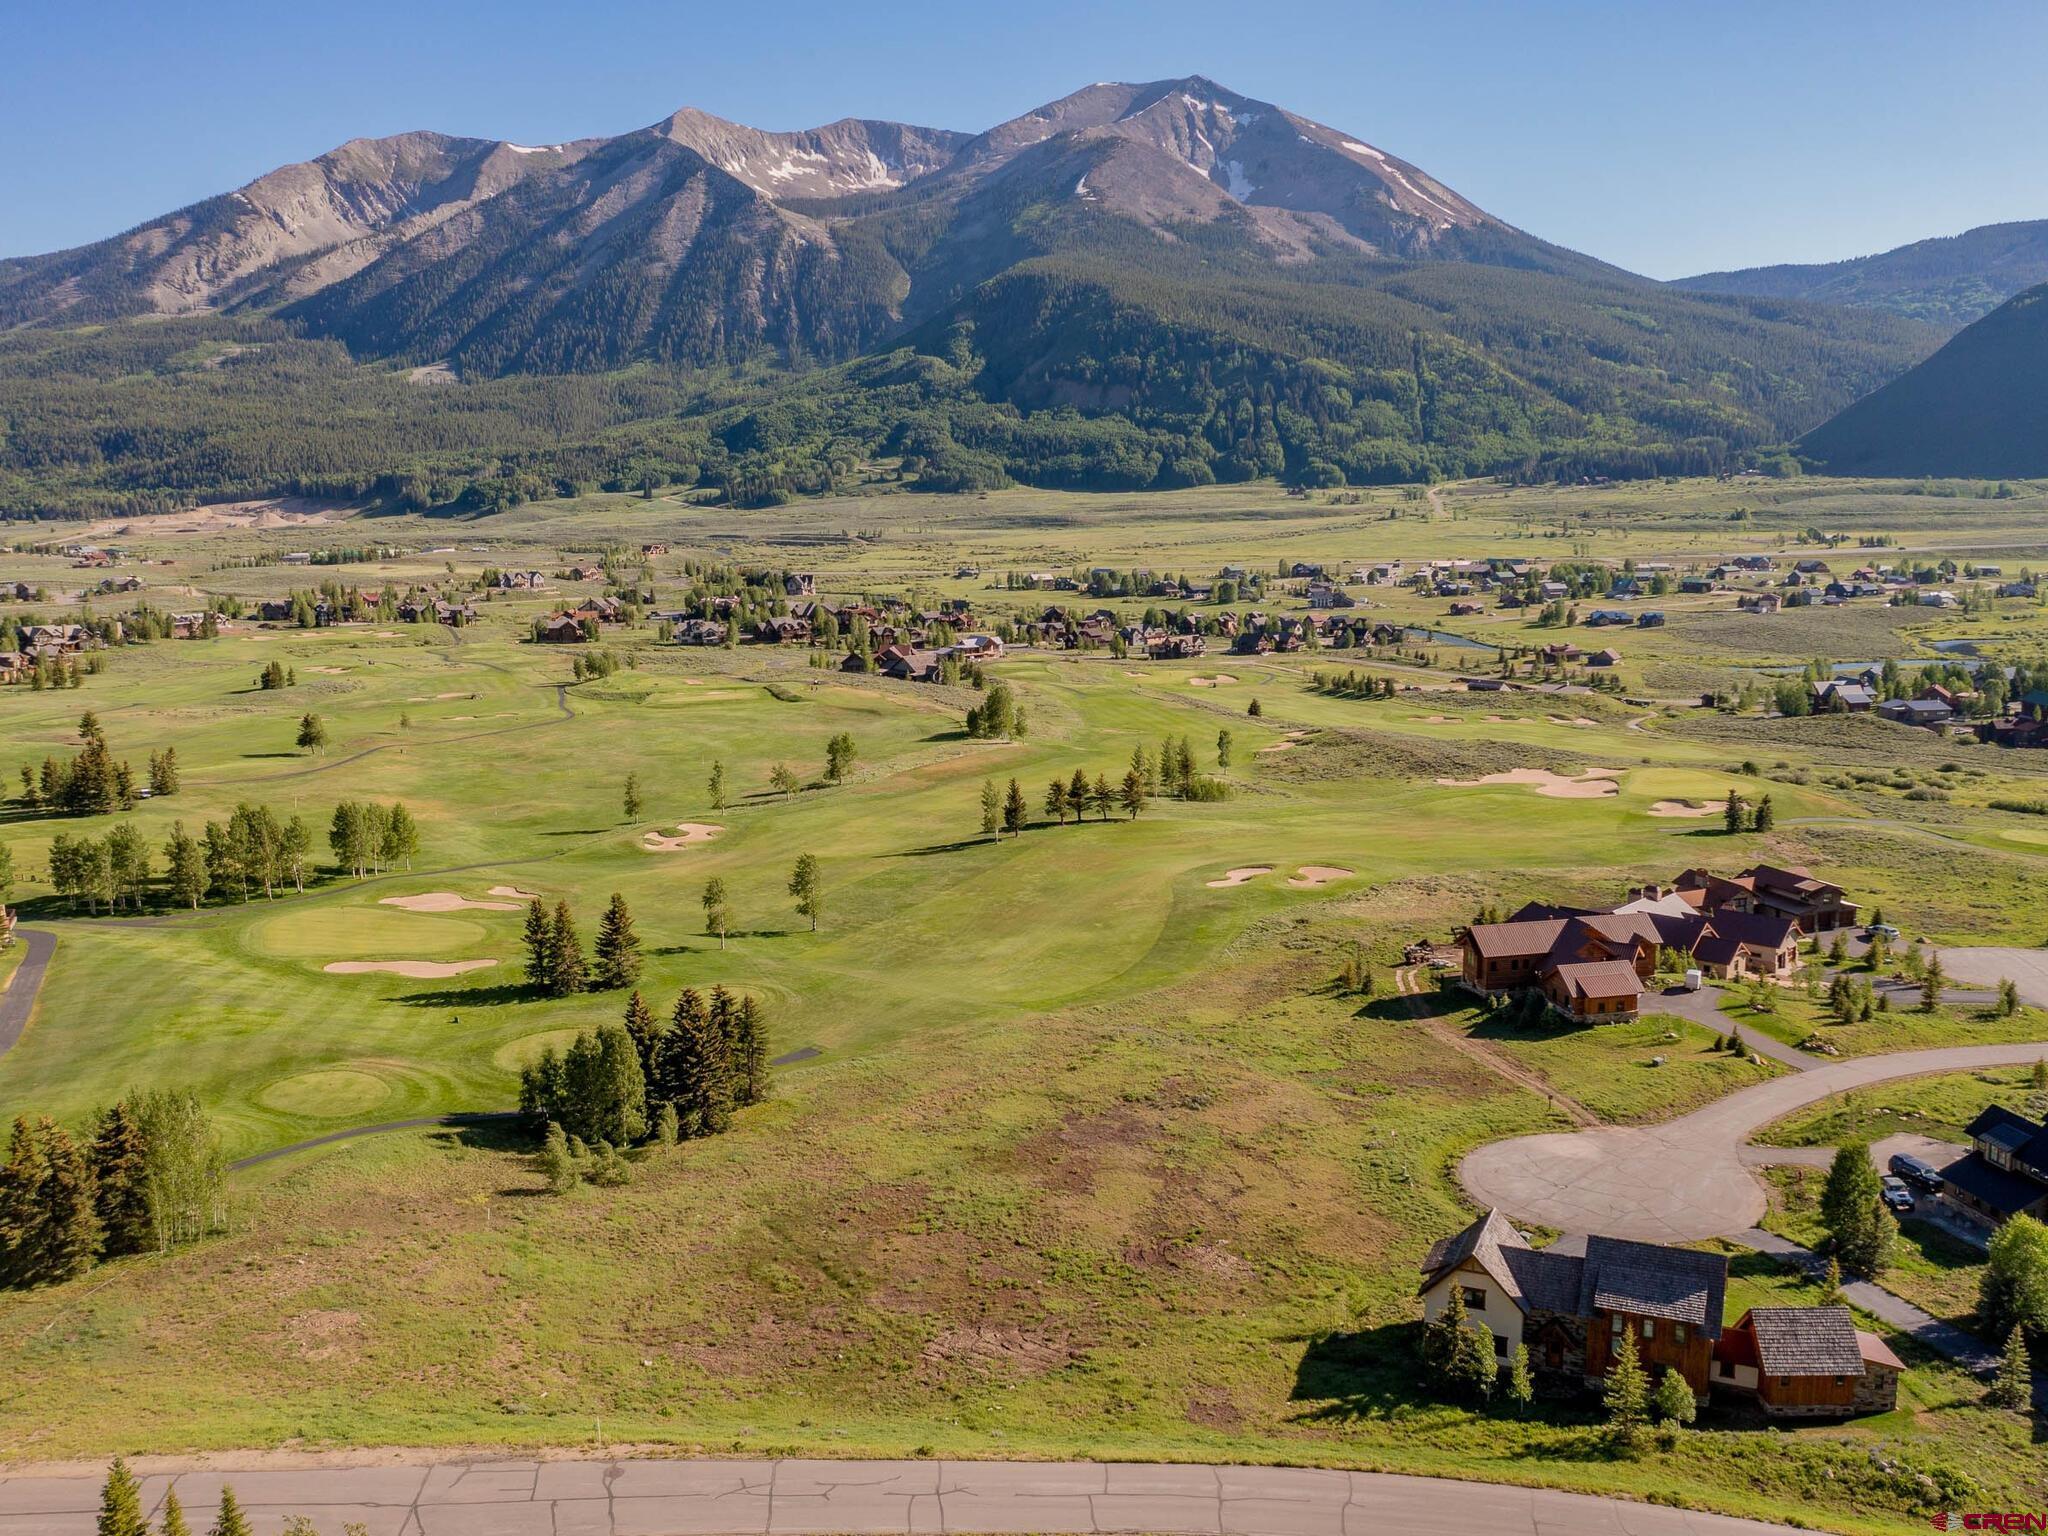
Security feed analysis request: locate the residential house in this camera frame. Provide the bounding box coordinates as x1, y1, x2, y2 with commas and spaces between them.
1940, 1106, 2048, 1227
1876, 697, 1953, 729
1738, 592, 1782, 614
755, 615, 812, 645
671, 618, 728, 646
1637, 611, 1667, 628
1712, 1307, 1901, 1417
784, 572, 817, 597
1419, 1210, 1727, 1401
1811, 680, 1875, 712
0, 651, 26, 684
1584, 609, 1632, 628
1679, 576, 1716, 594
1587, 648, 1622, 667
1919, 589, 1961, 608
534, 614, 587, 644
1674, 863, 1858, 934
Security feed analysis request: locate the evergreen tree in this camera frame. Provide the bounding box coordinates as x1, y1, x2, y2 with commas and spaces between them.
620, 990, 664, 1084
592, 893, 642, 990
788, 853, 822, 931
652, 1102, 681, 1147
701, 876, 730, 949
1247, 697, 1262, 717
1120, 770, 1146, 819
91, 1101, 153, 1259
1603, 1329, 1649, 1444
1044, 778, 1069, 825
97, 1456, 147, 1536
521, 899, 556, 991
39, 1121, 100, 1282
1091, 773, 1114, 822
622, 773, 643, 821
1820, 1254, 1844, 1305
207, 1486, 252, 1536
659, 990, 732, 1136
548, 901, 587, 996
1651, 1367, 1697, 1428
1921, 953, 1946, 1013
979, 778, 1000, 838
1723, 790, 1747, 834
734, 995, 769, 1106
1504, 1341, 1534, 1415
1990, 1325, 2033, 1410
295, 713, 327, 754
158, 1487, 193, 1536
1002, 779, 1027, 836
708, 759, 726, 810
1217, 728, 1233, 767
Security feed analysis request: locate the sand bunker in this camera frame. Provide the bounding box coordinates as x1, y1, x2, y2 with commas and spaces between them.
1257, 732, 1310, 755
642, 822, 724, 851
1546, 715, 1599, 727
1206, 866, 1272, 888
378, 892, 521, 913
1287, 866, 1355, 888
487, 885, 541, 900
324, 959, 498, 979
1415, 714, 1451, 723
1436, 767, 1624, 799
408, 692, 474, 701
1647, 799, 1716, 818
1187, 674, 1240, 687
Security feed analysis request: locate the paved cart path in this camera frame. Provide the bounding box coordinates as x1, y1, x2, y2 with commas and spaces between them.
0, 1455, 1805, 1535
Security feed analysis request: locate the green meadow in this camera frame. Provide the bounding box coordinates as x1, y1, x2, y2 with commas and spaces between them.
3, 475, 2048, 1530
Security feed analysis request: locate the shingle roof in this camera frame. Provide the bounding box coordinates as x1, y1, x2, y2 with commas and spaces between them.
1579, 1236, 1727, 1339
1547, 959, 1642, 1001
1745, 1306, 1865, 1377
1855, 1329, 1904, 1371
1501, 1246, 1585, 1315
1940, 1151, 2048, 1216
1419, 1208, 1530, 1303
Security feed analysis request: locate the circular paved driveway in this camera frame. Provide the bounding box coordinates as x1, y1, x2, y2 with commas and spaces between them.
1461, 1039, 2048, 1241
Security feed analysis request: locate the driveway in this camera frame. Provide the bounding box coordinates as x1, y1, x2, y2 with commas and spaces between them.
1460, 1039, 2048, 1242
0, 1455, 1805, 1535
1941, 946, 2048, 1007
0, 928, 54, 1060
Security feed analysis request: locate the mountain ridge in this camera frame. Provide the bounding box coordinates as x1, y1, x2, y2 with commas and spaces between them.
1674, 218, 2048, 331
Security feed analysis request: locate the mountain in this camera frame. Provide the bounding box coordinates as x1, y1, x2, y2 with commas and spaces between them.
1674, 219, 2048, 331
1799, 283, 2048, 477
0, 77, 1948, 514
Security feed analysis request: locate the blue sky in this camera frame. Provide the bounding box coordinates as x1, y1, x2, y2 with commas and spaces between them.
4, 0, 2043, 277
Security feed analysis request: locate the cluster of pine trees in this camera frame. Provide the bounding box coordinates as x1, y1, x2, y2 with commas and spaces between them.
519, 986, 770, 1190
521, 894, 641, 997
963, 681, 1026, 739
0, 1091, 222, 1289
92, 1458, 279, 1536
14, 713, 172, 815
328, 801, 419, 880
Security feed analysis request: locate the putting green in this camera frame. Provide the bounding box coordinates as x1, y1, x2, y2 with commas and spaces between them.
244, 905, 493, 960
491, 1028, 585, 1073
256, 1068, 395, 1119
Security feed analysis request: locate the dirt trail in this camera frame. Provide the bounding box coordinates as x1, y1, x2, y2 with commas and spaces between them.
1392, 966, 1598, 1128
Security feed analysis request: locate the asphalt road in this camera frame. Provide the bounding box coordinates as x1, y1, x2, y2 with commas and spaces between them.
0, 928, 53, 1060
1460, 1038, 2048, 1243
0, 1456, 1804, 1535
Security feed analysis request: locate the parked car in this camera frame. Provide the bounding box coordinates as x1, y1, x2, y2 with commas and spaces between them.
1880, 1175, 1916, 1212
1889, 1153, 1944, 1192
1863, 923, 1901, 941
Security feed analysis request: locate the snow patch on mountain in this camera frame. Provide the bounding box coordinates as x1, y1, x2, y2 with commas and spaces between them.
1223, 160, 1254, 200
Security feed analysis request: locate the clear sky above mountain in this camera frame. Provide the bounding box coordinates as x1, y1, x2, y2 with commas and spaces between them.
4, 0, 2042, 278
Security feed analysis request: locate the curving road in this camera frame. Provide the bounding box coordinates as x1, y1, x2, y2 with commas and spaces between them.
0, 927, 54, 1061
0, 1455, 1803, 1535
1462, 1038, 2048, 1243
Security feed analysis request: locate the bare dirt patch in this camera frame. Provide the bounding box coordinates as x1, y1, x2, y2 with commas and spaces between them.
378, 893, 522, 914
641, 822, 724, 851
323, 959, 498, 979
1206, 866, 1272, 888
1287, 866, 1355, 888
85, 496, 344, 539
1647, 799, 1716, 818
1436, 767, 1623, 799
920, 1325, 1074, 1380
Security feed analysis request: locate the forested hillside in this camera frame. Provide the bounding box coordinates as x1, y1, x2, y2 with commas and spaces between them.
1799, 283, 2048, 477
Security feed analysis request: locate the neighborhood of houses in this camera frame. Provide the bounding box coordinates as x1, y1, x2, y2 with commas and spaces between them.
1458, 863, 1856, 1022
1421, 1210, 1902, 1418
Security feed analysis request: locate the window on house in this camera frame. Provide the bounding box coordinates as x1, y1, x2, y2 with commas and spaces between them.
1641, 1319, 1655, 1340
1833, 1375, 1845, 1386
1717, 1359, 1733, 1378
1461, 1286, 1486, 1310
1674, 1323, 1687, 1344
1493, 1335, 1509, 1357
1610, 1313, 1624, 1335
